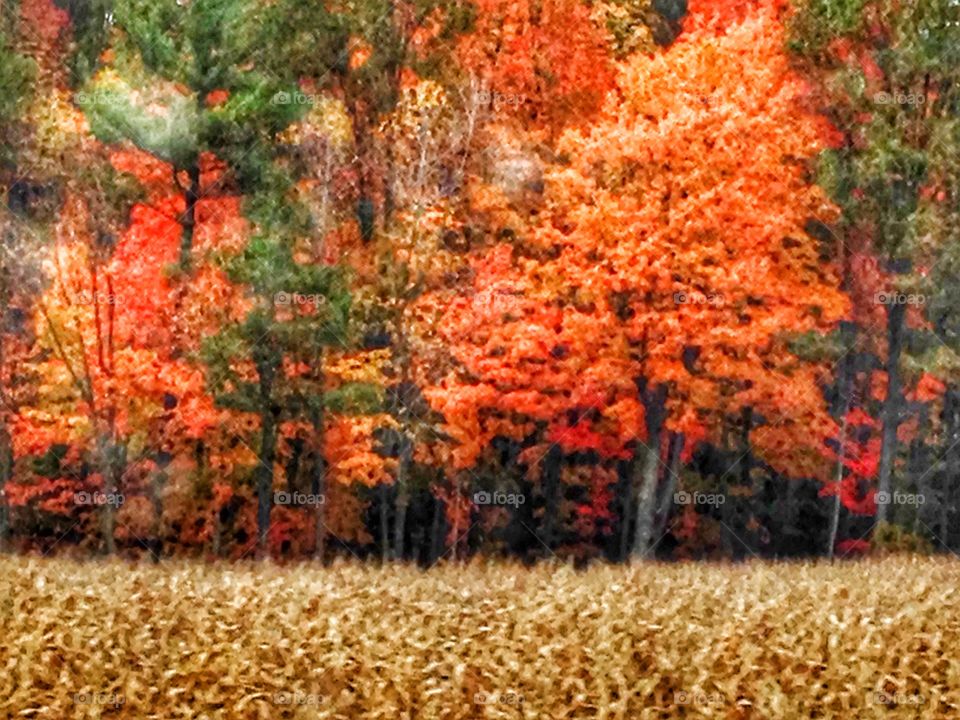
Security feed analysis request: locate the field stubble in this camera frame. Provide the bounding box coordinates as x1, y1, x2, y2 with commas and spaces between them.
1, 556, 958, 719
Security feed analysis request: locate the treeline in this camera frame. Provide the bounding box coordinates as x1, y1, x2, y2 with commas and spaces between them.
1, 0, 959, 564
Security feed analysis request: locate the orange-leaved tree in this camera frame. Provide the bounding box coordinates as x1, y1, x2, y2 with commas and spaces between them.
525, 0, 848, 557
455, 0, 615, 138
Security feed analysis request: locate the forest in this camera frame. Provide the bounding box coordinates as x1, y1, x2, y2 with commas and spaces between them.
2, 0, 959, 567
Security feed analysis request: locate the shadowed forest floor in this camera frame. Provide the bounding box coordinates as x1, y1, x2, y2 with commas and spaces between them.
1, 556, 958, 719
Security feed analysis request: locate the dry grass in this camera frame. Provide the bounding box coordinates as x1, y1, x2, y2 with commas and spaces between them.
2, 556, 959, 719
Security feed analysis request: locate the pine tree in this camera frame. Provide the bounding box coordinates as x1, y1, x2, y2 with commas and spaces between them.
74, 0, 349, 269
0, 4, 37, 551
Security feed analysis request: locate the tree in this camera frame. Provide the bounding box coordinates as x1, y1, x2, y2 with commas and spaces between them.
74, 0, 349, 270
0, 1, 39, 551
527, 0, 847, 558
7, 0, 168, 555
791, 0, 960, 538
455, 0, 615, 136
422, 242, 643, 555
201, 223, 354, 556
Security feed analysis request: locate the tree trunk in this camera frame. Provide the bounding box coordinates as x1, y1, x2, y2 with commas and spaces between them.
728, 406, 754, 561
310, 356, 327, 562
193, 440, 221, 557
617, 458, 634, 562
99, 437, 125, 556
718, 418, 736, 558
941, 388, 959, 548
780, 474, 798, 558
392, 445, 411, 561
0, 424, 12, 553
310, 395, 327, 562
179, 88, 209, 269
284, 438, 304, 494
655, 432, 685, 537
255, 409, 278, 557
212, 510, 222, 558
739, 406, 753, 486
429, 491, 445, 565
450, 472, 463, 562
542, 443, 562, 550
350, 96, 376, 243
908, 405, 929, 533
827, 320, 856, 558
179, 161, 201, 270
379, 483, 390, 562
149, 466, 166, 562
311, 447, 327, 562
877, 301, 906, 525
632, 383, 667, 559
827, 415, 848, 559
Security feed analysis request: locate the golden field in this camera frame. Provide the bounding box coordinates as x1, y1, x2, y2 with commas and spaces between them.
1, 556, 959, 719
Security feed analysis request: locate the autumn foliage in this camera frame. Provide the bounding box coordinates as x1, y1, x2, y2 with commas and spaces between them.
0, 0, 956, 563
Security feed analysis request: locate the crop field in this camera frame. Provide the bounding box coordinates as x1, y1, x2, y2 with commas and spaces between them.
2, 556, 958, 719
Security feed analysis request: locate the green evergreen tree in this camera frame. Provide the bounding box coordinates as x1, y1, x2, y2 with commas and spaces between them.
0, 3, 36, 552
73, 0, 349, 269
